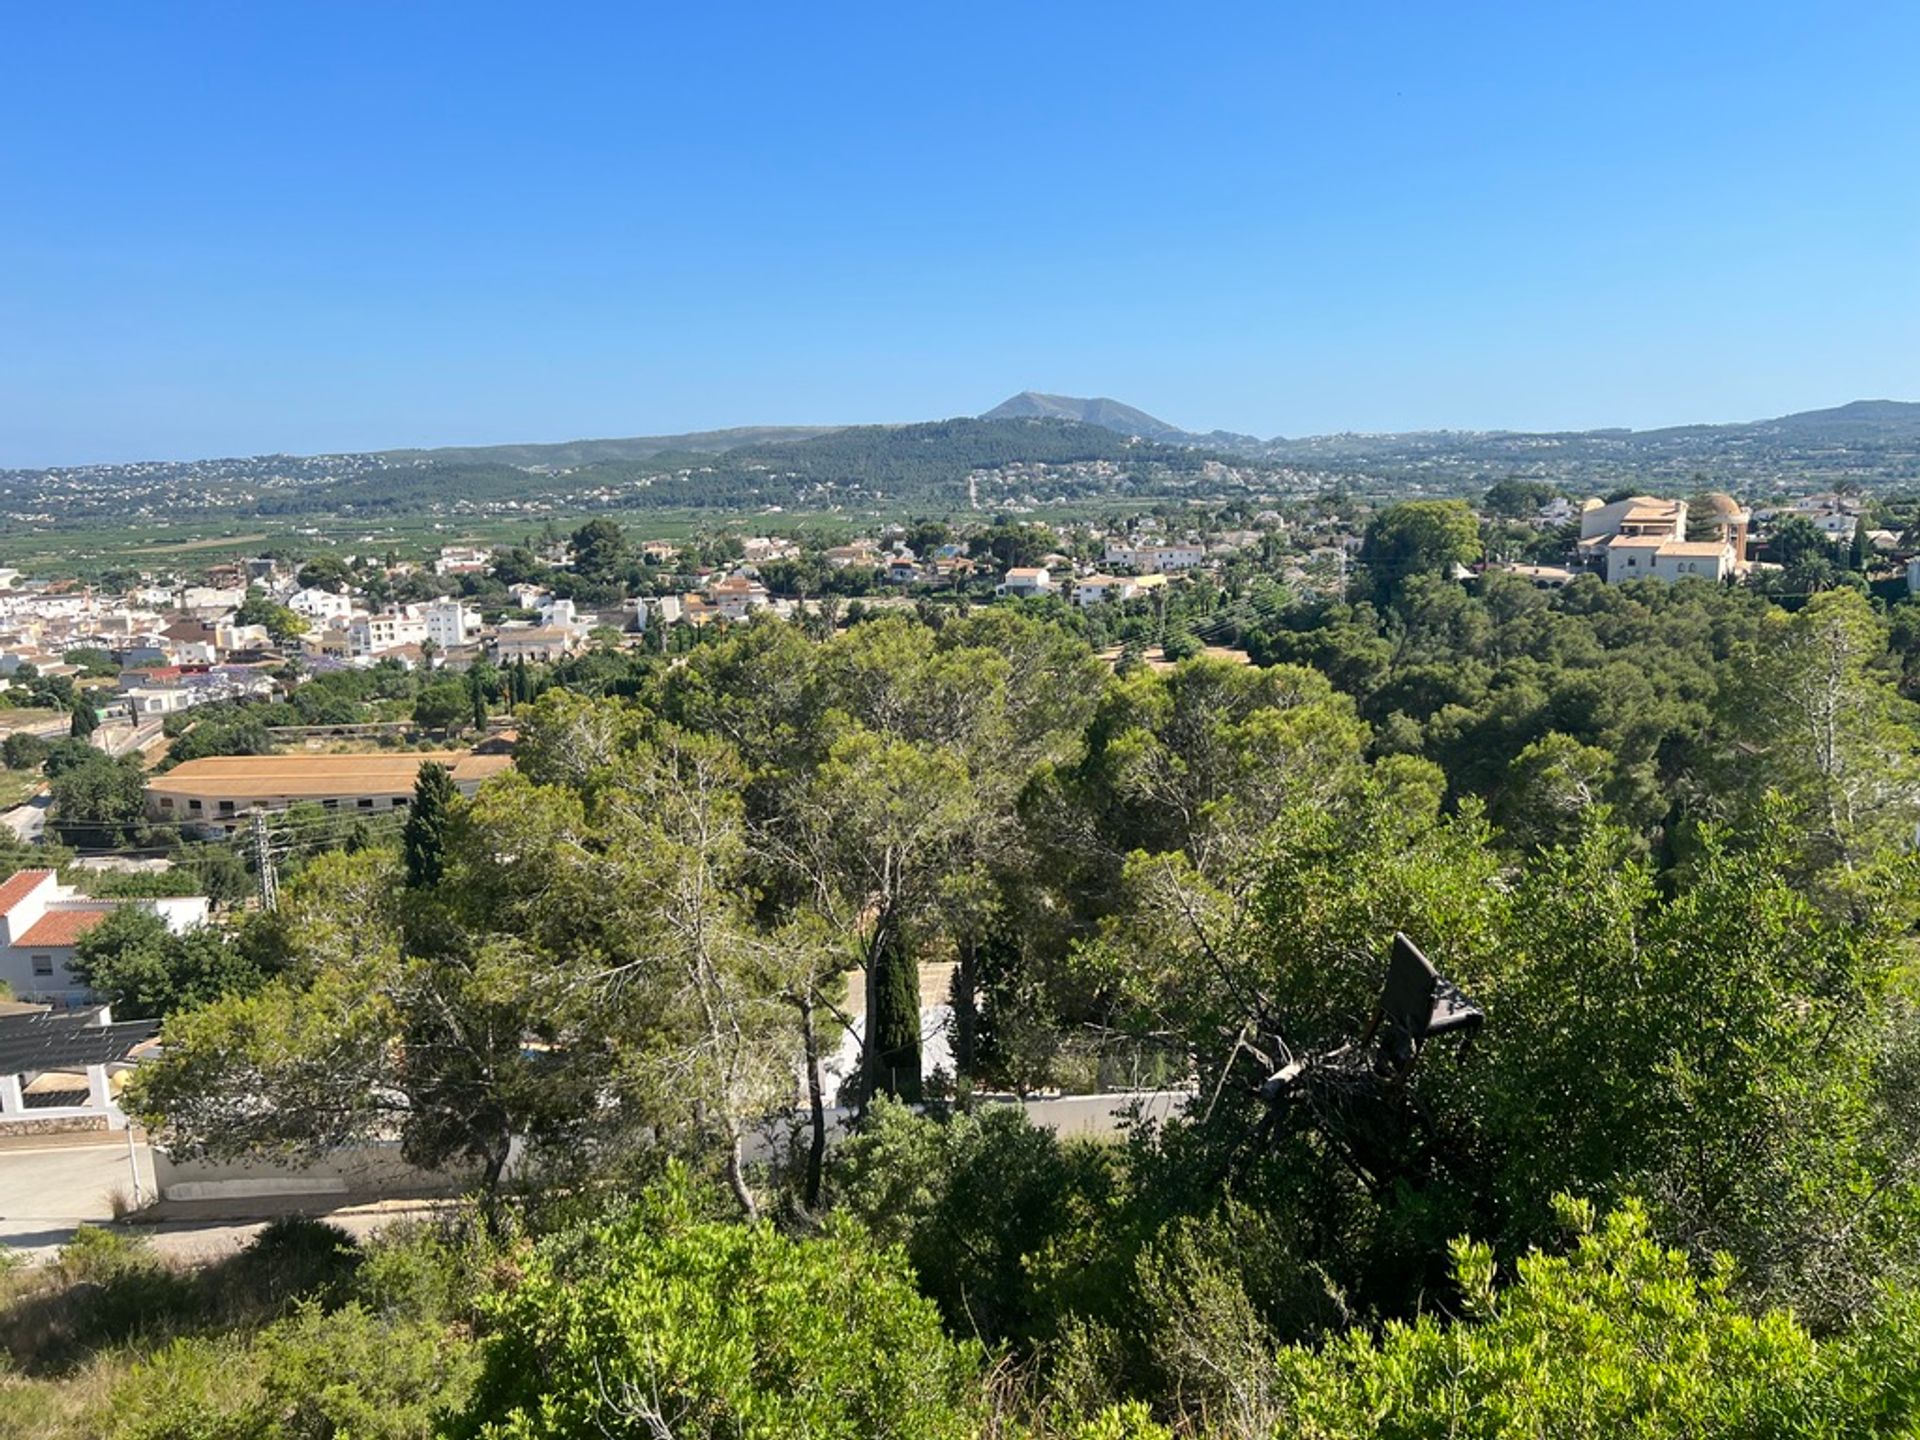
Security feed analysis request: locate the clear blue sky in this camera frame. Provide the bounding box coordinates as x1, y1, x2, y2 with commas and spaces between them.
4, 2, 1917, 466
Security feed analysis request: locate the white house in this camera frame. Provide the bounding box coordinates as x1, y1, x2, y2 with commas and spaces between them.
425, 600, 480, 650
213, 621, 271, 654
289, 587, 353, 622
1107, 542, 1208, 572
493, 626, 576, 664
709, 573, 772, 620
1579, 495, 1686, 546
0, 869, 209, 1006
999, 566, 1054, 598
1604, 536, 1735, 584
434, 545, 493, 576
1073, 573, 1170, 607
348, 611, 430, 657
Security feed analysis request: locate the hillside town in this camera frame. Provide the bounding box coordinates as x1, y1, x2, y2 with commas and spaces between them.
0, 483, 1903, 703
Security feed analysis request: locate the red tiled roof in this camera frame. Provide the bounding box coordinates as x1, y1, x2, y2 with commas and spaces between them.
0, 870, 54, 917
14, 907, 113, 947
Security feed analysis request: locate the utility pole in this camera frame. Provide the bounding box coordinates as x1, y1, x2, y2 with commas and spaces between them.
250, 809, 278, 911
124, 1123, 144, 1209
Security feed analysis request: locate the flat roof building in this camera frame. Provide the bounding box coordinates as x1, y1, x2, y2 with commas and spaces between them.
147, 751, 512, 833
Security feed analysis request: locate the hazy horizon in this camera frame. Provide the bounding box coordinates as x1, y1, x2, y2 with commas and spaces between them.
9, 390, 1920, 473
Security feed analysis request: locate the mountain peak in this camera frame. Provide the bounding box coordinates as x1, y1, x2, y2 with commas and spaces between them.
980, 391, 1190, 443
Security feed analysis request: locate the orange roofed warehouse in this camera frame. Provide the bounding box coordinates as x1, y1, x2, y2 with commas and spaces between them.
146, 751, 514, 834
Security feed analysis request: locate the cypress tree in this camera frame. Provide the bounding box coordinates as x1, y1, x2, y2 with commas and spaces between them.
69, 698, 97, 739
403, 761, 457, 889
868, 928, 923, 1103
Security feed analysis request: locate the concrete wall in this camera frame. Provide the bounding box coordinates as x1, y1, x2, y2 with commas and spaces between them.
152, 1143, 476, 1203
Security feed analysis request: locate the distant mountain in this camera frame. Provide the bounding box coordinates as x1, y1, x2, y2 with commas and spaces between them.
1638, 399, 1920, 444
982, 392, 1270, 451
980, 392, 1191, 443
9, 397, 1920, 536
380, 424, 844, 469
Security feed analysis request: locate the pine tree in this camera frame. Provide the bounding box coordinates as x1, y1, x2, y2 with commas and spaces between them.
403, 762, 457, 889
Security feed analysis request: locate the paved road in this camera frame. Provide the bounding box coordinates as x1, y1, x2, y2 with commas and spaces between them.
0, 1136, 440, 1265
0, 1135, 153, 1258
94, 719, 164, 759
1, 792, 49, 842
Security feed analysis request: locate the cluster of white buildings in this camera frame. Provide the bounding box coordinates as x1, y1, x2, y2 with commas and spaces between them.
994, 525, 1265, 608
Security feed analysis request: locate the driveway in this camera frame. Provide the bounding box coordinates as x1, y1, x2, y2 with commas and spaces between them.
0, 1134, 449, 1265
0, 1133, 152, 1258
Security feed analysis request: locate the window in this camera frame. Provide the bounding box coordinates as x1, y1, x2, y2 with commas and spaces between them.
189, 799, 202, 812
31, 955, 52, 977
322, 798, 339, 810
218, 800, 234, 815
357, 798, 374, 809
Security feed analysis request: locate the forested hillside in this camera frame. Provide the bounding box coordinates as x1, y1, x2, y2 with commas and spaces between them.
3, 417, 1255, 530
6, 571, 1920, 1437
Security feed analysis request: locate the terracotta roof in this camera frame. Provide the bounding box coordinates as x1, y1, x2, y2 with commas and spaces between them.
1658, 541, 1732, 557
14, 907, 113, 947
0, 870, 54, 917
147, 752, 513, 802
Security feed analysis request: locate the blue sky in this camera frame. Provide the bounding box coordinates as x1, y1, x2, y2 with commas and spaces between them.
3, 2, 1916, 466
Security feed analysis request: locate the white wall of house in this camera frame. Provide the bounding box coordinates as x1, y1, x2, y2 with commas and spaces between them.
0, 873, 210, 1004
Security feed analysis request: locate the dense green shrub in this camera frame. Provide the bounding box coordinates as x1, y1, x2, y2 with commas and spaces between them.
452, 1171, 983, 1439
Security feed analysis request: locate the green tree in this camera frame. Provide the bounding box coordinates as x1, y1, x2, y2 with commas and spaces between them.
130, 848, 583, 1218
1767, 514, 1834, 569
452, 1170, 982, 1440
295, 554, 354, 592
48, 754, 147, 847
1361, 499, 1481, 601
1705, 588, 1920, 879
69, 907, 263, 1020
1261, 1198, 1919, 1438
402, 762, 457, 890
412, 680, 469, 734
2, 731, 48, 771
233, 587, 309, 646
569, 517, 630, 583
69, 696, 98, 739
1482, 478, 1557, 518
162, 709, 275, 766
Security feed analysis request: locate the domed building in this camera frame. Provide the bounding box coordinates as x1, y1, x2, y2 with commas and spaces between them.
1700, 492, 1750, 565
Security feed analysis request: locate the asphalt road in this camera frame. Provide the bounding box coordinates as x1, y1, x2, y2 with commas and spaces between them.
0, 1134, 152, 1258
